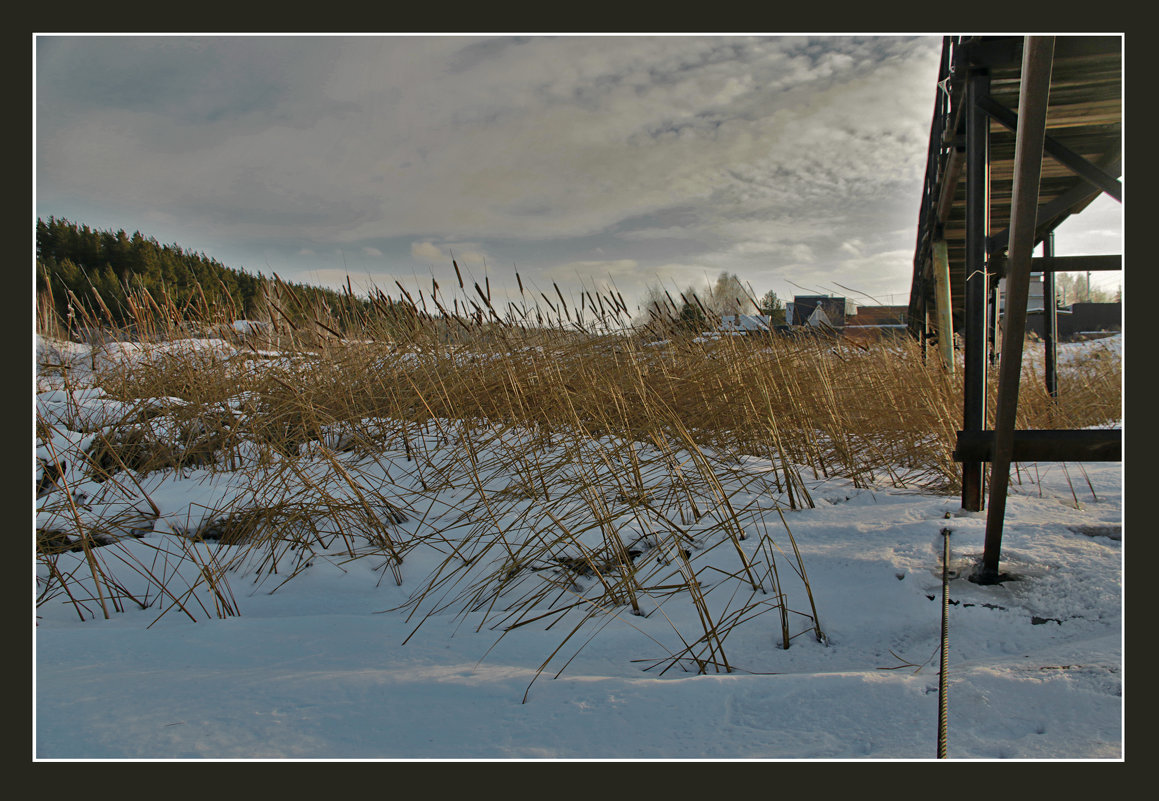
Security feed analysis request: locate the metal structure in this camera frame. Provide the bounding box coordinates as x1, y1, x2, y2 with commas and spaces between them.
906, 35, 1122, 582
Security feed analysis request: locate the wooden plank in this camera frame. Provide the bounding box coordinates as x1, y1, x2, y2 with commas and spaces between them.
987, 153, 1120, 251
960, 35, 1120, 69
977, 96, 1121, 200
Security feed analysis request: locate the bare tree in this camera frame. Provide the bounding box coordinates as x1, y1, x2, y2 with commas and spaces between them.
635, 283, 679, 332
707, 272, 755, 317
1053, 272, 1118, 304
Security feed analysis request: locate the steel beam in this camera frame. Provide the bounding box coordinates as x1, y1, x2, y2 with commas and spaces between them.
988, 283, 999, 366
979, 37, 1056, 584
954, 429, 1120, 462
1042, 233, 1059, 398
1032, 254, 1122, 273
962, 67, 991, 512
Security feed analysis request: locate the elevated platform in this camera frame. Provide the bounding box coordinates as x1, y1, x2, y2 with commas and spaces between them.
905, 36, 1122, 581
907, 36, 1121, 335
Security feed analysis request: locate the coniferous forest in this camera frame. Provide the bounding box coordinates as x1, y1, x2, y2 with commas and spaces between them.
35, 217, 376, 334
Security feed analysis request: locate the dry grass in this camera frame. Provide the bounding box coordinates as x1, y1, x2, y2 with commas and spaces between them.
34, 279, 1122, 679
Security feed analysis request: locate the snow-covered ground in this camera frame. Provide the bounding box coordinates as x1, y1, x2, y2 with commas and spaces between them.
33, 334, 1123, 760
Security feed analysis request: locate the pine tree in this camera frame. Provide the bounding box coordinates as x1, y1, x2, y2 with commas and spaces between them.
677, 300, 706, 332
758, 290, 786, 325
35, 217, 379, 335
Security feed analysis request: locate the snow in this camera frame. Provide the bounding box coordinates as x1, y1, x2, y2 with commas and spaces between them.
33, 334, 1123, 761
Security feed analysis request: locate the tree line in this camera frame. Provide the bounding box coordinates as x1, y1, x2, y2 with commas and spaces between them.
35, 217, 376, 333
35, 218, 797, 341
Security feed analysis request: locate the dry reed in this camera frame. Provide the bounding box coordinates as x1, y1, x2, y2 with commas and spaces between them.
34, 277, 1122, 682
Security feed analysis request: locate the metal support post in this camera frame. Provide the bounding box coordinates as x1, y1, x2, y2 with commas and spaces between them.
921, 299, 930, 363
962, 66, 991, 512
933, 239, 955, 373
988, 281, 999, 366
1043, 232, 1058, 398
979, 37, 1056, 583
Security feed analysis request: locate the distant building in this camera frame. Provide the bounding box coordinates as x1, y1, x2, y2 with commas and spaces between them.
1025, 301, 1121, 340
790, 296, 854, 327
843, 305, 909, 341
718, 314, 772, 334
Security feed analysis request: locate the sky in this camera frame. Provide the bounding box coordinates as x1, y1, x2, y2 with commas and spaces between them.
34, 34, 1124, 316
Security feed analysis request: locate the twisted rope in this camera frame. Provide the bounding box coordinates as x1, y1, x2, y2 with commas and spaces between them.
937, 527, 952, 759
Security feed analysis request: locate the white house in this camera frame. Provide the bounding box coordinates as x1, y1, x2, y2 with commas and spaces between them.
718, 314, 772, 333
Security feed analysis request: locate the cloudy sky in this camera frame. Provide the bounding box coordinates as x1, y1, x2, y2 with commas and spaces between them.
34, 34, 1123, 316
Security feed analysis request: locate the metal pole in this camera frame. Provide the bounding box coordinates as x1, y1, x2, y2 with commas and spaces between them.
962, 65, 990, 512
980, 36, 1056, 583
1043, 232, 1058, 398
988, 282, 999, 366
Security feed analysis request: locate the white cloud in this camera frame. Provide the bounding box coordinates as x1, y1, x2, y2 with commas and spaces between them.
545, 259, 641, 289
811, 248, 917, 304
37, 35, 947, 308
452, 249, 490, 269
410, 241, 445, 262
49, 37, 935, 243
788, 244, 817, 264
617, 226, 701, 242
